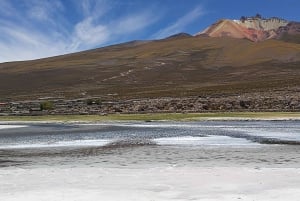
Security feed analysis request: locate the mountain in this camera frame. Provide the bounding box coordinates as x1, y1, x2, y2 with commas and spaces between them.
0, 34, 300, 102
197, 15, 300, 42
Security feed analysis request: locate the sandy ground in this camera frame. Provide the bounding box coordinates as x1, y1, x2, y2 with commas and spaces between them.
0, 166, 300, 201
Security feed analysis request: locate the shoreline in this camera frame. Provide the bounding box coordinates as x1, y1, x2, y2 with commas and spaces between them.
1, 112, 300, 124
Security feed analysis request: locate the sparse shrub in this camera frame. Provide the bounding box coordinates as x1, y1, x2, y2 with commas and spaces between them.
40, 101, 54, 110
86, 99, 93, 105
94, 99, 102, 105
86, 99, 102, 105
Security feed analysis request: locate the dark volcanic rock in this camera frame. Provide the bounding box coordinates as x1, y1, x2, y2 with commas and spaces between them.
277, 22, 300, 43
165, 33, 193, 39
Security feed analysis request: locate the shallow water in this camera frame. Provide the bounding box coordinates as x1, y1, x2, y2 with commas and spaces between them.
0, 121, 300, 168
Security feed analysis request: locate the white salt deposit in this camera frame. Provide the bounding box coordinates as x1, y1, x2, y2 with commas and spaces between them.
154, 136, 259, 146
0, 139, 112, 149
0, 167, 299, 201
0, 125, 28, 130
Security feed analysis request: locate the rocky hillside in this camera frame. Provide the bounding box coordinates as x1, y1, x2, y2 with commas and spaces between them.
197, 15, 300, 42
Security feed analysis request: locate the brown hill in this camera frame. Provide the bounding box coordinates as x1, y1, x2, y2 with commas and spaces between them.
0, 35, 300, 101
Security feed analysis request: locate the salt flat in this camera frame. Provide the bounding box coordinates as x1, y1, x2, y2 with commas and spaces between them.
0, 167, 299, 201
0, 121, 300, 200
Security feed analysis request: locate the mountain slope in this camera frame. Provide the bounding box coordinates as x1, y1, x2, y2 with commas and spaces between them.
198, 19, 269, 42
0, 36, 300, 101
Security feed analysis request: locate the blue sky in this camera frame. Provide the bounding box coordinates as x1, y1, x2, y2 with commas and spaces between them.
1, 0, 300, 63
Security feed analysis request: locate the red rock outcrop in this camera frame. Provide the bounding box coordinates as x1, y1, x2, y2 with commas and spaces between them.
197, 16, 293, 42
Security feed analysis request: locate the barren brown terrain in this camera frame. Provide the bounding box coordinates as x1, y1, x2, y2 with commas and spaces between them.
1, 35, 300, 102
